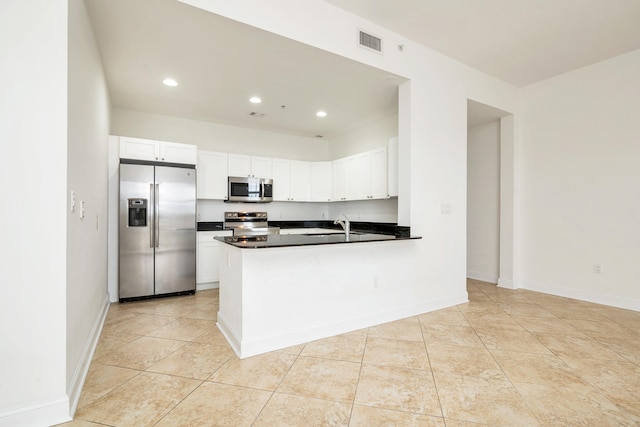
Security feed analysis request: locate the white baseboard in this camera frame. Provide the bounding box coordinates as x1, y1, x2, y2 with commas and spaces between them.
497, 277, 516, 289
467, 270, 498, 284
196, 281, 219, 291
220, 293, 468, 359
521, 280, 640, 312
68, 294, 111, 416
0, 397, 70, 427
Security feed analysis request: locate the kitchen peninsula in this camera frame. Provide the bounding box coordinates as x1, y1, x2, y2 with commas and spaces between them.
215, 229, 422, 358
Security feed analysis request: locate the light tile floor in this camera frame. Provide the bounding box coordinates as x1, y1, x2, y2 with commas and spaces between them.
59, 279, 640, 426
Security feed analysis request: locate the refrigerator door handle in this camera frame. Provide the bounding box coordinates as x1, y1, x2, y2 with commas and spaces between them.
155, 183, 160, 248
149, 183, 155, 248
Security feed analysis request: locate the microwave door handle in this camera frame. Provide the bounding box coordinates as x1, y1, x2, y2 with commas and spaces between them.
260, 180, 264, 198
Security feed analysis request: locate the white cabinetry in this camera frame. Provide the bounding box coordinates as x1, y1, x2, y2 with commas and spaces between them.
332, 158, 347, 201
310, 161, 332, 202
119, 136, 196, 165
289, 161, 310, 201
369, 147, 388, 199
272, 158, 291, 201
345, 152, 370, 200
228, 154, 273, 178
227, 154, 251, 177
272, 159, 310, 201
332, 147, 388, 201
197, 230, 232, 288
197, 151, 228, 200
250, 156, 273, 179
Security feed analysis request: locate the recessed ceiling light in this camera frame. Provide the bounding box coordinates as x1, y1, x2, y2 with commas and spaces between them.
162, 78, 178, 87
249, 96, 262, 104
316, 111, 327, 117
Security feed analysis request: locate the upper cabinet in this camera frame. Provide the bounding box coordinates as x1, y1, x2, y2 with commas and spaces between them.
332, 147, 388, 201
310, 162, 332, 202
118, 134, 397, 203
119, 136, 196, 165
227, 154, 273, 178
272, 159, 311, 202
197, 151, 228, 200
369, 147, 388, 199
250, 156, 273, 179
272, 158, 291, 201
289, 160, 311, 202
227, 153, 251, 177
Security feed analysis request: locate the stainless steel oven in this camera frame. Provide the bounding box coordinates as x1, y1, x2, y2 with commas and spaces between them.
224, 211, 280, 236
227, 176, 273, 203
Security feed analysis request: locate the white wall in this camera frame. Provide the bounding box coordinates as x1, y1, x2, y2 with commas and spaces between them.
0, 1, 70, 425
66, 0, 111, 415
112, 108, 330, 161
329, 114, 398, 158
180, 0, 519, 306
467, 121, 500, 283
518, 49, 640, 310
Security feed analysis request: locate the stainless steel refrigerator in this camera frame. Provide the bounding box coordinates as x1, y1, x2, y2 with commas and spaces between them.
119, 161, 196, 301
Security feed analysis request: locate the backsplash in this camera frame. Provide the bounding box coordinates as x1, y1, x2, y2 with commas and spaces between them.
197, 198, 398, 223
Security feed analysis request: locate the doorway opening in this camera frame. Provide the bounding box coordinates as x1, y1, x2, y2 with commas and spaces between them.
467, 99, 514, 288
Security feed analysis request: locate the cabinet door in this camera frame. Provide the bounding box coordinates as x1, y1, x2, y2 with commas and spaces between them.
345, 152, 370, 200
160, 141, 197, 165
289, 160, 310, 201
272, 158, 291, 201
197, 231, 231, 284
310, 161, 332, 202
369, 147, 388, 199
228, 153, 251, 177
197, 151, 228, 200
119, 136, 159, 161
250, 156, 273, 179
387, 137, 399, 197
332, 157, 347, 201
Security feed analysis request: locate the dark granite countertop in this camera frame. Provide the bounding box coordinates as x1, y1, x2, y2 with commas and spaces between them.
215, 232, 420, 249
198, 220, 411, 237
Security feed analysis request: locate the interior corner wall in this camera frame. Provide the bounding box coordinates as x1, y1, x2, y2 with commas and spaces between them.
518, 49, 640, 310
467, 121, 500, 283
66, 0, 111, 415
0, 1, 70, 426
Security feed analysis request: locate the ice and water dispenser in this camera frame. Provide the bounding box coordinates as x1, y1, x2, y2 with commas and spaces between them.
128, 198, 147, 227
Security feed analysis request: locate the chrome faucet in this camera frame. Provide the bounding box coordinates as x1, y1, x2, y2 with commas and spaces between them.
334, 213, 350, 236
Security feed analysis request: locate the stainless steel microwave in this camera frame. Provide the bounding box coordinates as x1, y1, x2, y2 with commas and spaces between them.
227, 176, 273, 203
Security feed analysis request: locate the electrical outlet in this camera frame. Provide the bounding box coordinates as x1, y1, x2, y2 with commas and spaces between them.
593, 264, 602, 274
70, 191, 76, 212
441, 204, 452, 214
80, 200, 85, 219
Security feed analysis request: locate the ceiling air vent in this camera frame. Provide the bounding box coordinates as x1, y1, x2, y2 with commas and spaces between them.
358, 29, 382, 53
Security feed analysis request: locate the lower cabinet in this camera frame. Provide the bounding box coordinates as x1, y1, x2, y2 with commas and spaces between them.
196, 230, 232, 289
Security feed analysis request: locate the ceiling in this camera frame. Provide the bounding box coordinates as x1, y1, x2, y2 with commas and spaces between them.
85, 0, 403, 139
86, 0, 640, 137
325, 0, 640, 87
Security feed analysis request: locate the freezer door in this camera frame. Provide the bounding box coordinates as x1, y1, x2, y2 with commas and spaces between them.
154, 165, 196, 295
119, 163, 155, 299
